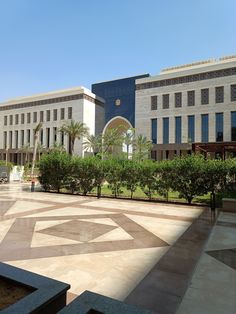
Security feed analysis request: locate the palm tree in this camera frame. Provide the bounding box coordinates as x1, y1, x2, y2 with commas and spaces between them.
102, 127, 123, 156
123, 128, 135, 159
133, 134, 153, 162
83, 134, 102, 156
31, 123, 42, 176
49, 142, 66, 153
20, 144, 32, 165
59, 120, 88, 155
37, 142, 46, 162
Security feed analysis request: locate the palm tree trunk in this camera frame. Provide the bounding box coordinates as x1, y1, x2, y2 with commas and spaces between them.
31, 134, 39, 176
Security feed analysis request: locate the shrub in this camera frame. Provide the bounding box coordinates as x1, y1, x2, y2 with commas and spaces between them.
104, 158, 124, 197
139, 160, 157, 200
122, 160, 141, 198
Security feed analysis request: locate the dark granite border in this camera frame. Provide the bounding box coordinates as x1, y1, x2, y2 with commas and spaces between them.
0, 262, 70, 314
125, 209, 218, 314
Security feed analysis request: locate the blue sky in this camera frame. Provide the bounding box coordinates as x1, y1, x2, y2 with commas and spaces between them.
0, 0, 235, 102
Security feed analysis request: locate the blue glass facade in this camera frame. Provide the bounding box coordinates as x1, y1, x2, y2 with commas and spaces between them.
92, 74, 149, 127
201, 114, 209, 142
215, 113, 223, 142
151, 119, 157, 144
231, 111, 236, 141
163, 117, 169, 144
188, 115, 195, 143
175, 116, 182, 144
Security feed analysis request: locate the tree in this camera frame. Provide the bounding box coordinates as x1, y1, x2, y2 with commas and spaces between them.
133, 135, 152, 162
139, 160, 157, 200
31, 123, 42, 176
122, 128, 135, 159
102, 127, 123, 156
122, 160, 140, 198
156, 160, 175, 201
83, 134, 102, 156
104, 158, 124, 197
20, 144, 32, 165
37, 143, 46, 162
60, 120, 88, 155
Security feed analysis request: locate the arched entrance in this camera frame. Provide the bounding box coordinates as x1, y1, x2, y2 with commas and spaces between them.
102, 116, 133, 156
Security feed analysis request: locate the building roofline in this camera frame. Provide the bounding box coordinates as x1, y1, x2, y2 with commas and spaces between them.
92, 73, 150, 85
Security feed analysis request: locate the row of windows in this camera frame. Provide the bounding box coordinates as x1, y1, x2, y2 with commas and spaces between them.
151, 111, 236, 144
3, 107, 72, 126
150, 85, 236, 110
137, 67, 236, 90
3, 128, 66, 149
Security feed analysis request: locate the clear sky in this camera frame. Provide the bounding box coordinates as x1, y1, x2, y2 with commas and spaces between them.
0, 0, 235, 102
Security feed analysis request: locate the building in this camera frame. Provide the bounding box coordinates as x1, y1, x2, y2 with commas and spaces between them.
135, 56, 236, 160
0, 87, 104, 164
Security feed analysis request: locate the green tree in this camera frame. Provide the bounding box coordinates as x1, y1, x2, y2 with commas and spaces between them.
133, 135, 152, 162
122, 160, 140, 198
139, 160, 157, 200
156, 160, 175, 201
102, 127, 123, 157
83, 134, 102, 156
122, 128, 135, 159
60, 120, 88, 155
104, 158, 124, 197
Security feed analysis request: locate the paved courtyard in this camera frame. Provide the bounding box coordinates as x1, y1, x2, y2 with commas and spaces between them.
0, 183, 235, 314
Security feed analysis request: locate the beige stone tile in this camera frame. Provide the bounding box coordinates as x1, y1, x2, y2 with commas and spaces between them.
0, 219, 15, 243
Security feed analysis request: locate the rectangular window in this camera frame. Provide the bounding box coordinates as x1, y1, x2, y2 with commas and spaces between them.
53, 127, 57, 142
68, 107, 72, 119
61, 131, 64, 146
9, 131, 12, 148
27, 112, 31, 123
201, 88, 209, 105
175, 92, 182, 108
201, 114, 209, 142
187, 90, 195, 106
27, 129, 30, 144
53, 109, 57, 121
216, 113, 223, 142
231, 111, 236, 141
40, 111, 44, 122
15, 131, 18, 149
175, 116, 182, 144
151, 96, 157, 110
151, 119, 157, 144
61, 108, 65, 120
21, 130, 24, 146
15, 114, 19, 125
162, 94, 169, 109
40, 129, 43, 144
163, 117, 169, 144
188, 115, 195, 143
21, 113, 24, 124
3, 131, 7, 149
33, 112, 37, 123
10, 115, 13, 125
4, 116, 7, 126
46, 128, 50, 148
215, 86, 224, 103
231, 85, 236, 101
151, 150, 157, 161
46, 110, 50, 122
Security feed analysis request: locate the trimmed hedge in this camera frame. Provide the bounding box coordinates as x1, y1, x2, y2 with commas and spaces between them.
39, 152, 236, 206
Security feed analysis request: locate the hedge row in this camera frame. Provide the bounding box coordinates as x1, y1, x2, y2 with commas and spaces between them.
39, 151, 236, 207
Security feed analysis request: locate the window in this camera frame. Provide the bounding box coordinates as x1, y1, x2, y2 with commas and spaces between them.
53, 127, 57, 142
162, 94, 169, 109
231, 111, 236, 141
53, 109, 57, 121
151, 150, 157, 161
201, 88, 209, 105
175, 92, 182, 107
216, 113, 223, 142
4, 116, 7, 126
188, 115, 195, 143
201, 114, 209, 142
231, 85, 236, 101
9, 131, 12, 148
175, 116, 182, 144
40, 129, 43, 144
187, 90, 195, 106
61, 131, 64, 146
151, 119, 157, 144
151, 96, 157, 110
163, 117, 169, 144
15, 114, 19, 125
46, 110, 50, 122
68, 107, 72, 119
46, 128, 50, 148
3, 132, 7, 149
15, 131, 18, 149
40, 111, 44, 122
27, 129, 31, 144
61, 108, 65, 120
10, 115, 13, 125
27, 112, 31, 123
21, 113, 24, 124
21, 130, 24, 146
215, 86, 224, 103
33, 112, 37, 123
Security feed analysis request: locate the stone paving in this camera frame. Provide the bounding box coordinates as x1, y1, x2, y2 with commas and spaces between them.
0, 183, 235, 313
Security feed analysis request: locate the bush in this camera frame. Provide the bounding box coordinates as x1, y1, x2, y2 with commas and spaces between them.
122, 160, 141, 198
104, 158, 124, 197
139, 160, 157, 200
